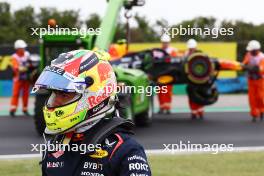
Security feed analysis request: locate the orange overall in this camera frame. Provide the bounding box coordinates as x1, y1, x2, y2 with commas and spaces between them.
243, 52, 264, 118
158, 46, 178, 111
10, 51, 31, 113
188, 99, 204, 117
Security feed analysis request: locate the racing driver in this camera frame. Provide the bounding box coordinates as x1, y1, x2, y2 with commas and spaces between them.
32, 50, 151, 176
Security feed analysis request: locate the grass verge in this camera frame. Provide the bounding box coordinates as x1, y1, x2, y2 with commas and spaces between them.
1, 152, 264, 176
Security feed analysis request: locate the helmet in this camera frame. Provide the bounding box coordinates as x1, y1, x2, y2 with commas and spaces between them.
187, 39, 197, 49
160, 34, 171, 43
33, 50, 117, 135
14, 39, 27, 49
246, 40, 261, 51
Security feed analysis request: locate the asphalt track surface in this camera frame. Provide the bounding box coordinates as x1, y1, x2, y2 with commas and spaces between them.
1, 112, 264, 155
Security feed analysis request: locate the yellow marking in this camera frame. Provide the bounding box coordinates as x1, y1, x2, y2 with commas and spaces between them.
89, 149, 108, 158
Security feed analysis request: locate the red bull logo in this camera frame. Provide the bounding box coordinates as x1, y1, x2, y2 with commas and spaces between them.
87, 83, 115, 108
97, 63, 112, 82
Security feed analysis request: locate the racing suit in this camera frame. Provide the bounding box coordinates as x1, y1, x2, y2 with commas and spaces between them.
157, 46, 178, 113
243, 51, 264, 118
10, 51, 31, 113
41, 117, 151, 176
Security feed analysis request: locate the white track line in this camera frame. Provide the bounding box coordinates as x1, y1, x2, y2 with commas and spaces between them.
0, 153, 41, 160
1, 146, 264, 160
146, 146, 264, 155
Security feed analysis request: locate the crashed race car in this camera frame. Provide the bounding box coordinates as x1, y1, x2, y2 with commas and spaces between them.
111, 48, 244, 106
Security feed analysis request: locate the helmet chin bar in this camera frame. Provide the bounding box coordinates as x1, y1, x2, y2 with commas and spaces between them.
76, 106, 115, 129
44, 103, 116, 135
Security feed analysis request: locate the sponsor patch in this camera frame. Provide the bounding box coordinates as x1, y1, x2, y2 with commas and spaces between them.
127, 155, 147, 163
79, 53, 99, 73
89, 149, 108, 158
83, 162, 103, 170
87, 83, 115, 108
105, 138, 116, 147
55, 110, 64, 117
129, 163, 149, 172
46, 122, 56, 127
70, 116, 80, 123
52, 53, 73, 65
81, 171, 104, 176
47, 161, 64, 168
44, 66, 65, 75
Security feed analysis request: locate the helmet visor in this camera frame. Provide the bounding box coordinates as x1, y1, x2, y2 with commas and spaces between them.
33, 66, 86, 93
47, 90, 81, 108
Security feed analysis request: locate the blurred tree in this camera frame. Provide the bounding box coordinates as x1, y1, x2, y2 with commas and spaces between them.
155, 18, 169, 39
114, 21, 126, 42
156, 18, 169, 29
130, 14, 158, 42
37, 8, 79, 28
13, 6, 37, 44
59, 10, 79, 28
1, 0, 264, 55
85, 13, 101, 29
0, 2, 11, 26
37, 8, 60, 27
0, 2, 13, 44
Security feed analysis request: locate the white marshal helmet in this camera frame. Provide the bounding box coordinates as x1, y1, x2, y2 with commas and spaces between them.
246, 40, 261, 51
14, 39, 27, 49
187, 39, 197, 49
160, 34, 171, 43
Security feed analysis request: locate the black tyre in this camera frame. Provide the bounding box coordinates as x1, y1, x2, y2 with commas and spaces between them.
134, 96, 153, 127
187, 84, 218, 106
34, 94, 48, 136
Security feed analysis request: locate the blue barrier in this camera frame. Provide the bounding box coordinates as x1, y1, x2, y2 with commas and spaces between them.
173, 76, 248, 95
216, 76, 248, 93
0, 80, 13, 96
0, 80, 34, 97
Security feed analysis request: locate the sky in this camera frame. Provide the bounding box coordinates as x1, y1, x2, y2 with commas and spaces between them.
2, 0, 264, 25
